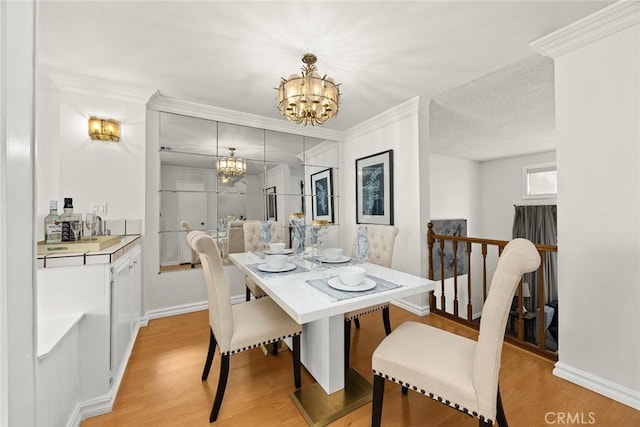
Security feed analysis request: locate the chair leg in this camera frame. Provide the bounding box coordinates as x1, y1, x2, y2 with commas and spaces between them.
271, 341, 279, 356
344, 319, 352, 373
354, 317, 361, 329
245, 287, 251, 302
382, 306, 391, 335
401, 385, 408, 395
371, 375, 385, 427
202, 328, 217, 381
292, 334, 301, 389
209, 354, 230, 422
496, 386, 508, 427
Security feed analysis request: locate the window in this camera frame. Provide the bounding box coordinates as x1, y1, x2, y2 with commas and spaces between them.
523, 162, 557, 199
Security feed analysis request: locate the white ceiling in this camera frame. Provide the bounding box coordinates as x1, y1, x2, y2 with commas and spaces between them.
36, 0, 612, 161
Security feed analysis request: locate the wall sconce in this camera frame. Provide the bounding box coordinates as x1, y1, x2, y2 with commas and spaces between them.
88, 116, 120, 141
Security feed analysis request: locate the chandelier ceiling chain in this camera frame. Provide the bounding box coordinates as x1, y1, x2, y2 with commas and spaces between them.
216, 147, 246, 182
277, 53, 341, 126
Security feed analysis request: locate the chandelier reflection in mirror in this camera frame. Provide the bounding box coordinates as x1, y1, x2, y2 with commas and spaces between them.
216, 147, 246, 182
277, 53, 341, 126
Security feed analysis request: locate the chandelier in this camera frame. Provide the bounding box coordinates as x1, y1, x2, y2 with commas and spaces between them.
216, 148, 246, 181
277, 53, 341, 126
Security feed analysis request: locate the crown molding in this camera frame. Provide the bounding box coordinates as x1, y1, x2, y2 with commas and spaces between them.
147, 92, 344, 142
344, 96, 421, 140
530, 0, 640, 59
38, 66, 156, 103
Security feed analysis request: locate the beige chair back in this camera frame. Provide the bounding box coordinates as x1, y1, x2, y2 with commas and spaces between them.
243, 221, 285, 252
350, 225, 399, 268
227, 221, 245, 254
472, 238, 541, 417
181, 220, 200, 265
188, 231, 234, 353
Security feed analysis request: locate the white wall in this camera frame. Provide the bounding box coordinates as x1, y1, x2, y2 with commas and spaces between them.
342, 100, 422, 277
429, 153, 481, 235
1, 2, 37, 424
429, 153, 482, 315
479, 150, 556, 241
553, 23, 640, 407
36, 84, 147, 239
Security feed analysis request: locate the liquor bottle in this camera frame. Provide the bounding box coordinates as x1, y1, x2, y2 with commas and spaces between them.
60, 197, 74, 242
44, 200, 62, 243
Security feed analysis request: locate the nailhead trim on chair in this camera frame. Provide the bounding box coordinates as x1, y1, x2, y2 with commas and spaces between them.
372, 370, 494, 425
344, 303, 390, 321
222, 331, 302, 356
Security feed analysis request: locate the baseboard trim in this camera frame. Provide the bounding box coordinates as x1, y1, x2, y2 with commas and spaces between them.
70, 393, 114, 427
143, 295, 247, 323
144, 301, 208, 321
391, 298, 431, 317
554, 362, 640, 410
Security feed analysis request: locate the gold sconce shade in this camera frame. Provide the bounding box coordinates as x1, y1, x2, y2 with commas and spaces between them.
88, 116, 120, 141
277, 53, 341, 126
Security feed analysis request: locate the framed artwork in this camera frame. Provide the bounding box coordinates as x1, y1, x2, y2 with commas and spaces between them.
265, 186, 277, 221
430, 219, 468, 280
311, 168, 334, 222
356, 149, 394, 225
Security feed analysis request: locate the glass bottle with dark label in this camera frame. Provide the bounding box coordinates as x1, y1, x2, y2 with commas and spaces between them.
60, 197, 74, 242
44, 200, 62, 243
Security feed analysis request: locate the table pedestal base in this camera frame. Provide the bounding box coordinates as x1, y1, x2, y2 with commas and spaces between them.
290, 368, 372, 427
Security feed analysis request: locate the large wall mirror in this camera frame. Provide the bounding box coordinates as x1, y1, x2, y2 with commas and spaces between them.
158, 112, 340, 271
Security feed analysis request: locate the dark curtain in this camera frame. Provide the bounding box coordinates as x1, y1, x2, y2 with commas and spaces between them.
512, 205, 558, 311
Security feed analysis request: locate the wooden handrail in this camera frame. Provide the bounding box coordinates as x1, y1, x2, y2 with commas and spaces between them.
426, 221, 558, 360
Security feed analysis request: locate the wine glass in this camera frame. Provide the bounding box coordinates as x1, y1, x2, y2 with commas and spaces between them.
85, 213, 97, 242
70, 213, 83, 243
290, 212, 305, 265
355, 225, 369, 264
261, 220, 272, 252
311, 220, 329, 270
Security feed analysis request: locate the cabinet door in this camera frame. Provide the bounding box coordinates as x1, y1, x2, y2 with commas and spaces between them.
111, 246, 142, 378
130, 250, 142, 333
111, 258, 132, 377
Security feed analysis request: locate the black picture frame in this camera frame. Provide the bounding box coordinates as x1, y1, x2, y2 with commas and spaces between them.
310, 168, 334, 222
356, 149, 394, 225
265, 186, 277, 221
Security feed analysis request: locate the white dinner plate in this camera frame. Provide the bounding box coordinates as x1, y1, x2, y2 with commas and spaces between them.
328, 277, 376, 292
264, 249, 293, 255
318, 255, 351, 264
257, 262, 297, 273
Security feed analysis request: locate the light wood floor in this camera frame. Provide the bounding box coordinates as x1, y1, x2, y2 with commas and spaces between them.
82, 306, 640, 427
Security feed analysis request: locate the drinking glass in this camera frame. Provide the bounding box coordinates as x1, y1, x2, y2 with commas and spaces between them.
85, 213, 97, 242
70, 213, 83, 243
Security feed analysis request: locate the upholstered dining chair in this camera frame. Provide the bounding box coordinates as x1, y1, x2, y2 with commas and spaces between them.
180, 220, 200, 268
242, 221, 285, 301
226, 220, 245, 255
187, 231, 302, 422
371, 238, 541, 427
344, 225, 398, 372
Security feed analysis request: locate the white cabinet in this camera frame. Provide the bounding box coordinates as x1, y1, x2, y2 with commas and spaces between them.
111, 246, 141, 378
37, 237, 142, 426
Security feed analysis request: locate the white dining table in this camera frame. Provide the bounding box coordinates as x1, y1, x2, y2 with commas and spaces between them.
229, 252, 435, 425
